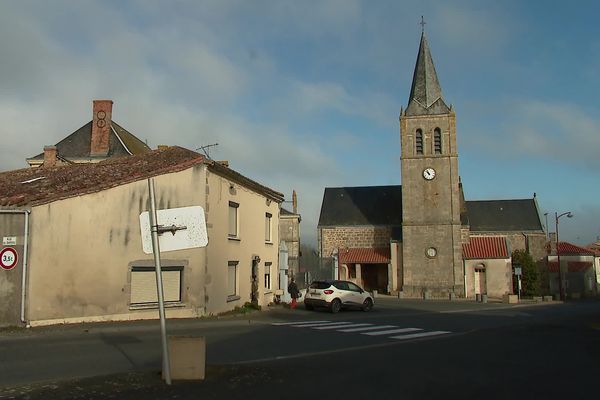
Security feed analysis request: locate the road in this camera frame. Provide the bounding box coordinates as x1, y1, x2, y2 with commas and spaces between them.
1, 298, 599, 399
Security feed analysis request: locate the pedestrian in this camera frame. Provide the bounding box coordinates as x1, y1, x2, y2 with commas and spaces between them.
288, 278, 299, 309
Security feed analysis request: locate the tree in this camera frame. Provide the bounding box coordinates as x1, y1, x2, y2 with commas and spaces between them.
512, 249, 540, 297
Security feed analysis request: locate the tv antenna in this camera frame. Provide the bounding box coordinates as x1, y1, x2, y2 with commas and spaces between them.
196, 143, 219, 159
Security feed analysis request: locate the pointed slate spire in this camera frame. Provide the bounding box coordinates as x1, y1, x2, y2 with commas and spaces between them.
406, 31, 450, 116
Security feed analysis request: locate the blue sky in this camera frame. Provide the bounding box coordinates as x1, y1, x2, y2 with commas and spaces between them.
1, 0, 599, 247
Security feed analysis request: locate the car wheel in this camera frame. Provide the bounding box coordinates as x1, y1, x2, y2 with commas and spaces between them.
362, 298, 373, 312
330, 299, 341, 313
305, 303, 314, 311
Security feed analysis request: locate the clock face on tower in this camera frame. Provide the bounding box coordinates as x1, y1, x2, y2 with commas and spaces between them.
426, 247, 437, 258
423, 167, 436, 180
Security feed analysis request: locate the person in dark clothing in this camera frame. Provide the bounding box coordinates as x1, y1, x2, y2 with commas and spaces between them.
288, 278, 300, 309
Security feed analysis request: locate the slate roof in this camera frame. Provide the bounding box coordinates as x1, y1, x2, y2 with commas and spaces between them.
27, 121, 150, 162
318, 185, 402, 227
405, 32, 450, 116
463, 236, 509, 259
465, 199, 543, 232
1, 146, 283, 207
338, 247, 391, 264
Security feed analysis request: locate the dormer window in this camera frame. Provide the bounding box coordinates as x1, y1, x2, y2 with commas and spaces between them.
434, 128, 442, 154
416, 129, 423, 155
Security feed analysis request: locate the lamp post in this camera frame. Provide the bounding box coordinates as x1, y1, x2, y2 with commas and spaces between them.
555, 211, 573, 301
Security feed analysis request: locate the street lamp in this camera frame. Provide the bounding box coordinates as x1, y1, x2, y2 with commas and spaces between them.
555, 211, 573, 301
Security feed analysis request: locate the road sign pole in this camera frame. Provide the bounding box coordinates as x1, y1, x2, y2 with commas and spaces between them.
148, 178, 172, 385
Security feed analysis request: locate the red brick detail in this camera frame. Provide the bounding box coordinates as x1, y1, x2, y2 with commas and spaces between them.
91, 100, 113, 156
463, 236, 509, 259
338, 247, 390, 264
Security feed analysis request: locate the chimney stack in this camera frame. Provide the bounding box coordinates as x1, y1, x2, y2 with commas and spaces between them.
91, 100, 113, 157
292, 190, 297, 214
43, 145, 58, 167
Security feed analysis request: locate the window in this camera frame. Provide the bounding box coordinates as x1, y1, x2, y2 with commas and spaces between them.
228, 202, 239, 238
228, 261, 238, 298
130, 266, 182, 305
265, 212, 272, 242
415, 129, 423, 154
347, 282, 362, 292
434, 128, 442, 154
264, 262, 272, 290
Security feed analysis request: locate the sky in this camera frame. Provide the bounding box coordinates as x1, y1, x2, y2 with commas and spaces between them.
1, 0, 599, 248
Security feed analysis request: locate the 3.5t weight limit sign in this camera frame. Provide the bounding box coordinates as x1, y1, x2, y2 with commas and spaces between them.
0, 247, 18, 270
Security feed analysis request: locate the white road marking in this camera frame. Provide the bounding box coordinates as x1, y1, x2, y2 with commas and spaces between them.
292, 321, 352, 328
389, 331, 451, 340
362, 328, 422, 336
312, 323, 371, 330
271, 321, 330, 326
338, 325, 397, 333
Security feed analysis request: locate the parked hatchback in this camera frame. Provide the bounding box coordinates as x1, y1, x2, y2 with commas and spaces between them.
304, 280, 374, 313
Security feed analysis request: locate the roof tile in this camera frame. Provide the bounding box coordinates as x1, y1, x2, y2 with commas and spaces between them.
338, 247, 391, 264
463, 236, 509, 259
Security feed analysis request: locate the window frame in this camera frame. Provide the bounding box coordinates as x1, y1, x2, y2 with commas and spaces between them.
129, 265, 183, 306
264, 262, 272, 291
227, 261, 239, 300
228, 201, 239, 239
265, 212, 272, 243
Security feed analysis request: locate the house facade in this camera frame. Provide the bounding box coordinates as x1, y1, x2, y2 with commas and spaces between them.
0, 146, 283, 327
317, 31, 546, 298
547, 242, 597, 298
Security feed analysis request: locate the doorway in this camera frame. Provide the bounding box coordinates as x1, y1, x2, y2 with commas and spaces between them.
474, 264, 486, 295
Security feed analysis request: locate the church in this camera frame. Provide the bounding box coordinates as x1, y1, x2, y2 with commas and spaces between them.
317, 30, 546, 299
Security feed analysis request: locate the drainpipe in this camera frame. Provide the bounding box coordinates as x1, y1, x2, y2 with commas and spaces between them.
0, 209, 31, 325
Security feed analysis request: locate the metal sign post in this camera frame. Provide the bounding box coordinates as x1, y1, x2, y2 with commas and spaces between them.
148, 178, 172, 385
514, 266, 522, 300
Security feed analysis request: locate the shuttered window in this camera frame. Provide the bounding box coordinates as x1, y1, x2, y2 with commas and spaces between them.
228, 261, 238, 297
434, 128, 442, 154
229, 202, 239, 238
415, 129, 423, 154
265, 212, 272, 242
130, 266, 182, 305
264, 262, 272, 290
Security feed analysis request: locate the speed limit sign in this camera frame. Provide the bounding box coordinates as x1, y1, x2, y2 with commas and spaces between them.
0, 247, 18, 270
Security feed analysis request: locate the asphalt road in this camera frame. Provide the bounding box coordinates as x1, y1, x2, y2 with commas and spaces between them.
1, 298, 599, 399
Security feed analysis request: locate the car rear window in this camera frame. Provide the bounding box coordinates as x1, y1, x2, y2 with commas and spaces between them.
309, 281, 332, 289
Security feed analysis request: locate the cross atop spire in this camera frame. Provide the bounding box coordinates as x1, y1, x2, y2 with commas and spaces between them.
405, 27, 450, 116
419, 16, 426, 34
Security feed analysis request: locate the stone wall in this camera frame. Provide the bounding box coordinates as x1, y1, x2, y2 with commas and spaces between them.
319, 226, 393, 258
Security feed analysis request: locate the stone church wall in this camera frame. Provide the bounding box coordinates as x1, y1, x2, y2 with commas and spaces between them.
319, 226, 393, 258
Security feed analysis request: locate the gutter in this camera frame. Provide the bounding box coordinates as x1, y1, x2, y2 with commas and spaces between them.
0, 209, 31, 326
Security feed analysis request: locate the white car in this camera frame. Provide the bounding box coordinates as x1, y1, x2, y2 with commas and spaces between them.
304, 280, 374, 313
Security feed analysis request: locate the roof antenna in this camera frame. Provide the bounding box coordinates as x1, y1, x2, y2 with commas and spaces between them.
196, 143, 219, 159
420, 16, 426, 34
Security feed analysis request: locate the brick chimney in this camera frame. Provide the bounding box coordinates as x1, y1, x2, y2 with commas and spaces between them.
43, 145, 58, 167
91, 100, 113, 157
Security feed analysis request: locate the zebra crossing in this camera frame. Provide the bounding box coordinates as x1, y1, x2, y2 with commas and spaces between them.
271, 320, 451, 341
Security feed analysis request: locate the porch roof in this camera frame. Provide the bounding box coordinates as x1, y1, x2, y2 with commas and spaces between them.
463, 236, 509, 259
338, 247, 390, 264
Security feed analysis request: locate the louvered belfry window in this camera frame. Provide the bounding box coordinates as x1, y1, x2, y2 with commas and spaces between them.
434, 128, 442, 154
416, 129, 424, 154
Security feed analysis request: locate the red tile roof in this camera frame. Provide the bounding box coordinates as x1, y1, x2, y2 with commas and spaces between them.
0, 146, 283, 207
338, 247, 390, 264
463, 236, 509, 259
557, 242, 595, 256
547, 261, 593, 272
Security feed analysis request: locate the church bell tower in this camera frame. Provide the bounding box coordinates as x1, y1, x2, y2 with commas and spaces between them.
400, 28, 464, 297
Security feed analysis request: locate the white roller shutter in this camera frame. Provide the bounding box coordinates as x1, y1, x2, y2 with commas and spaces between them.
131, 268, 182, 304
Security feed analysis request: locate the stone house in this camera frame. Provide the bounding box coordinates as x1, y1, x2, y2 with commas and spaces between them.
279, 190, 301, 277
317, 31, 546, 298
26, 100, 151, 167
547, 242, 597, 298
0, 146, 283, 327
